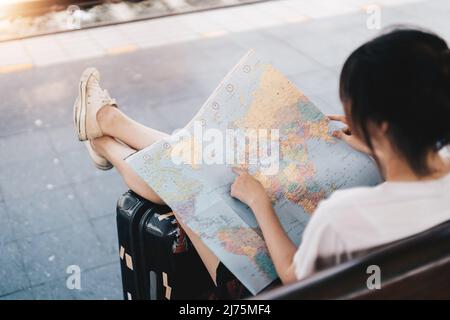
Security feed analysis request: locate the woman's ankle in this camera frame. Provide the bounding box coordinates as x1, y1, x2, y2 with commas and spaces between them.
91, 136, 114, 159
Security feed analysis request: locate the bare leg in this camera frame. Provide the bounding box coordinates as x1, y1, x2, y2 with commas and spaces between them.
175, 214, 220, 285
97, 105, 168, 150
92, 129, 220, 282
92, 136, 165, 204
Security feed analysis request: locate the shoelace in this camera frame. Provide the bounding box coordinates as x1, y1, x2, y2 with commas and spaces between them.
87, 78, 116, 105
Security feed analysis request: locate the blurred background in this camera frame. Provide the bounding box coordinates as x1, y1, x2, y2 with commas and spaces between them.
0, 0, 449, 300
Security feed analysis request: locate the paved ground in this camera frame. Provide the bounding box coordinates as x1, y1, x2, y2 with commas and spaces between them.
1, 0, 449, 300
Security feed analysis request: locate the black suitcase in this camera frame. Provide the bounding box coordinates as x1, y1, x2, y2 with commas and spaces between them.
116, 190, 215, 300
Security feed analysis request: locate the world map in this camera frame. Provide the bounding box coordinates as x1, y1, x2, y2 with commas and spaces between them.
126, 50, 382, 294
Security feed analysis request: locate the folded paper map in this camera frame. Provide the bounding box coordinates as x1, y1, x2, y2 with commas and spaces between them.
126, 50, 382, 294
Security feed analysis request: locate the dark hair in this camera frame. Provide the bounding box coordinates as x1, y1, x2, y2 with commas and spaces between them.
340, 26, 450, 176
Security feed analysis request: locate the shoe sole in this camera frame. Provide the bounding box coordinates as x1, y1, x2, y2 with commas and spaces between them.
95, 162, 113, 171
74, 68, 99, 141
84, 141, 113, 171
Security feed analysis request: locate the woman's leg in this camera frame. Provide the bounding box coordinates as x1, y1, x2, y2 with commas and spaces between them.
91, 115, 220, 282
174, 215, 220, 285
97, 105, 168, 150
92, 136, 165, 204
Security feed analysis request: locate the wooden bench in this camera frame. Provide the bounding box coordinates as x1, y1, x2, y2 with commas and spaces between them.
256, 221, 450, 299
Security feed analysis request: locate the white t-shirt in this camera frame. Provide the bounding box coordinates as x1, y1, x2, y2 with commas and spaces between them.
293, 149, 450, 280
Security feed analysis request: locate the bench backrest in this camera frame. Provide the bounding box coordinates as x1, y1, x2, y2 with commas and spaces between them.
256, 221, 450, 299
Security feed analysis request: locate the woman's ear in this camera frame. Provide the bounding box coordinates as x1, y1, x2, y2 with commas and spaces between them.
368, 120, 389, 150
380, 121, 389, 134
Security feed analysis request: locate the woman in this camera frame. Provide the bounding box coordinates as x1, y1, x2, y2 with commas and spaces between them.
73, 27, 450, 293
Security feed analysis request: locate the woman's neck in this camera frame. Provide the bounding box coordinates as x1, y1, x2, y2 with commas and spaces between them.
382, 150, 450, 182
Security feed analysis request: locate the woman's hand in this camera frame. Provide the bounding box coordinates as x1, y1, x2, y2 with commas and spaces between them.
328, 115, 372, 154
231, 167, 298, 284
230, 168, 270, 210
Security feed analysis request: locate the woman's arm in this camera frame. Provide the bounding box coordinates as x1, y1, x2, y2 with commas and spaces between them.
250, 198, 298, 284
231, 168, 298, 284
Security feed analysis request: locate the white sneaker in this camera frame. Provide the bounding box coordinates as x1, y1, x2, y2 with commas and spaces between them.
73, 67, 117, 141
84, 140, 113, 171
73, 67, 116, 170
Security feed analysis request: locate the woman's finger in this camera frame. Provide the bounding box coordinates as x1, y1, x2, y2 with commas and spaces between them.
332, 128, 349, 138
339, 132, 352, 144
232, 167, 246, 175
333, 128, 371, 154
333, 130, 354, 147
332, 130, 342, 138
327, 115, 347, 123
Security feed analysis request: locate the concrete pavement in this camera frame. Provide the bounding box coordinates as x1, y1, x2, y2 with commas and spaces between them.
0, 0, 449, 299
